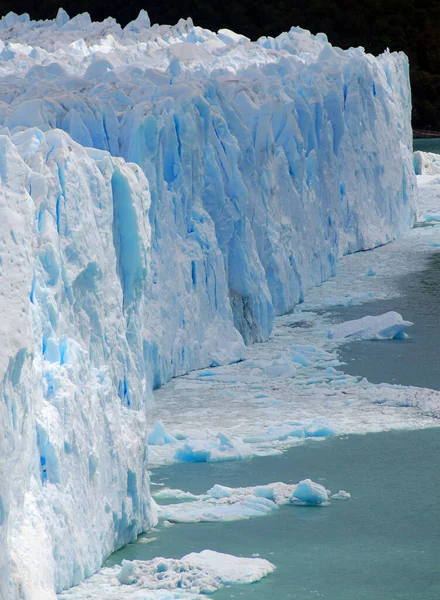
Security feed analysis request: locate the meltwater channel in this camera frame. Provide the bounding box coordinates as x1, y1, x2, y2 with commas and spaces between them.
106, 140, 440, 599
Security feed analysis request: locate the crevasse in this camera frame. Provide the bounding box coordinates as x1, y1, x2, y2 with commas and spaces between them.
0, 8, 415, 600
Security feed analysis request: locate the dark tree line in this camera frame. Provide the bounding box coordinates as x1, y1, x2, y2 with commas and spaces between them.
1, 0, 440, 129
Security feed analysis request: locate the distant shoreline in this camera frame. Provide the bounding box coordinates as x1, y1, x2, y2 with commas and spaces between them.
413, 129, 440, 139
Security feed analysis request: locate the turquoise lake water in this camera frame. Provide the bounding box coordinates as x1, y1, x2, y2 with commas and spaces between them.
107, 214, 440, 598
413, 138, 440, 154
327, 251, 440, 390
109, 429, 440, 599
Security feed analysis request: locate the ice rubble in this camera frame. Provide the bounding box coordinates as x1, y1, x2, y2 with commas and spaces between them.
155, 479, 339, 524
328, 311, 413, 340
0, 7, 417, 600
57, 550, 275, 599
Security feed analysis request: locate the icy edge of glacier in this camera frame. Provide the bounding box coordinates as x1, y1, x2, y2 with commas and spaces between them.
0, 9, 416, 600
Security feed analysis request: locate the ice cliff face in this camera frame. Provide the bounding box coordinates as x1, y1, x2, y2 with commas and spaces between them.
0, 8, 416, 600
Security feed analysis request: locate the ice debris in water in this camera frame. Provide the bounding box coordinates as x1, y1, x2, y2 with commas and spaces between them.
155, 479, 348, 523
328, 311, 413, 340
289, 479, 330, 505
58, 550, 275, 598
175, 433, 252, 462
117, 550, 275, 592
331, 490, 351, 500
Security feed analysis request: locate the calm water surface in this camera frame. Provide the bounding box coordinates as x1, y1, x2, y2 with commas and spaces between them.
327, 252, 440, 390
109, 430, 440, 599
413, 138, 440, 154
108, 233, 440, 599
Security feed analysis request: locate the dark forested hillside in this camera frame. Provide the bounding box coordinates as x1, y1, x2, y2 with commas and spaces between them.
1, 0, 439, 130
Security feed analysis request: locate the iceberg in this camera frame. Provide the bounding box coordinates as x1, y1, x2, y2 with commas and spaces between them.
0, 8, 416, 599
328, 311, 413, 340
289, 479, 330, 505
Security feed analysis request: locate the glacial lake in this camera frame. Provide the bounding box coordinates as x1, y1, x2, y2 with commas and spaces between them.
413, 138, 440, 154
108, 233, 440, 599
108, 429, 440, 599
326, 251, 440, 390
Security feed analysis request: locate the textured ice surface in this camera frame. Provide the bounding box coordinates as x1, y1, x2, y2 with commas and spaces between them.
147, 218, 440, 471
57, 550, 275, 599
414, 151, 440, 176
415, 152, 440, 224
0, 8, 419, 599
148, 421, 178, 446
153, 479, 338, 523
331, 490, 351, 500
328, 311, 413, 340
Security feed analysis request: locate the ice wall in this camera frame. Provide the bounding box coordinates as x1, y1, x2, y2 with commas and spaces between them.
0, 8, 416, 600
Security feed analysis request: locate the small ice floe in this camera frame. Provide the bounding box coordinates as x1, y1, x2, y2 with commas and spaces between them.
331, 490, 351, 500
60, 550, 275, 598
157, 479, 350, 523
289, 479, 330, 506
116, 550, 275, 593
174, 432, 252, 462
328, 311, 413, 340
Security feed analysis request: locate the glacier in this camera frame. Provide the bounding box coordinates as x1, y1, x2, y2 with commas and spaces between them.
0, 8, 417, 600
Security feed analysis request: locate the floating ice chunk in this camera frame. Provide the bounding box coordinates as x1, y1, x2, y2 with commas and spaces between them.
366, 269, 376, 276
115, 550, 275, 593
331, 490, 351, 500
158, 479, 345, 523
290, 479, 330, 505
328, 311, 413, 340
253, 485, 276, 500
147, 421, 177, 445
175, 433, 251, 462
153, 487, 200, 501
64, 550, 274, 597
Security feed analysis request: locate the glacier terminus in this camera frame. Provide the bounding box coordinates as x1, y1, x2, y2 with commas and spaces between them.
0, 7, 422, 600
